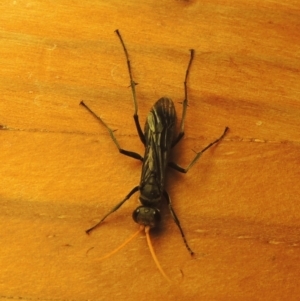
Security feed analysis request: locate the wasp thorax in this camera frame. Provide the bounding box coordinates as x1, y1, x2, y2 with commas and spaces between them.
140, 184, 161, 206
132, 206, 161, 228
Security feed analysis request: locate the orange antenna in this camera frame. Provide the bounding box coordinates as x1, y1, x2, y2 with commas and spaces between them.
96, 225, 171, 282
145, 226, 171, 283
97, 226, 143, 261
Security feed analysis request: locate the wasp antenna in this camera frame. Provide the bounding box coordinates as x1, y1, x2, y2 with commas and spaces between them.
97, 227, 143, 261
145, 226, 172, 283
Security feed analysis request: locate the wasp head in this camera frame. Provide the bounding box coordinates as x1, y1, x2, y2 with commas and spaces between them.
132, 206, 161, 228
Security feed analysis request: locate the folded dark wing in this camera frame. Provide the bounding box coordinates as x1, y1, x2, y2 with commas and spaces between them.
140, 97, 176, 193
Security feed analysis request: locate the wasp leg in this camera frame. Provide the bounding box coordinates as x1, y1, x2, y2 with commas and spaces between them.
163, 190, 194, 255
172, 49, 194, 148
169, 127, 229, 173
81, 101, 143, 161
86, 186, 140, 234
115, 29, 145, 146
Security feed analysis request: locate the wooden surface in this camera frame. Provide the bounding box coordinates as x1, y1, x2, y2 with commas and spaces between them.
1, 1, 300, 300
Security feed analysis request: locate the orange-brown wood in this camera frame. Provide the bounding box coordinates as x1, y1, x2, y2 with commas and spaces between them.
0, 1, 300, 300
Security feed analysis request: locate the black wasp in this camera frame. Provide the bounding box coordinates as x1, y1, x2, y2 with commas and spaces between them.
81, 30, 228, 281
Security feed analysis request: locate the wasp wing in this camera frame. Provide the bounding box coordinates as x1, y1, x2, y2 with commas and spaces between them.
140, 97, 176, 199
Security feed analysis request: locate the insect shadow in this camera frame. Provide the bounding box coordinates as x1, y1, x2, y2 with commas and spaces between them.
81, 29, 228, 282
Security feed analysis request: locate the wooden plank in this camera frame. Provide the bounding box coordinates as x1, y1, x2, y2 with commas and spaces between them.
0, 0, 300, 300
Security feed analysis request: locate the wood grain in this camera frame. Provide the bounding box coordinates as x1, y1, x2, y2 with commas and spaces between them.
0, 0, 300, 300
